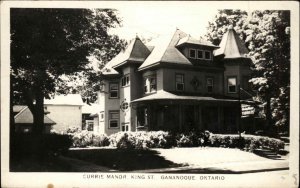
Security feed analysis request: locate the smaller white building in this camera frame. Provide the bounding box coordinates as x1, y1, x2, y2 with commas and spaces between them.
44, 94, 83, 132
82, 103, 101, 133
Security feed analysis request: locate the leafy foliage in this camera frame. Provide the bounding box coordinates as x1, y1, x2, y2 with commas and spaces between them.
10, 8, 126, 132
206, 10, 290, 133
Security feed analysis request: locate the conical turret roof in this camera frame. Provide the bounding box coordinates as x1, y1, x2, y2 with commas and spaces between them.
214, 27, 249, 59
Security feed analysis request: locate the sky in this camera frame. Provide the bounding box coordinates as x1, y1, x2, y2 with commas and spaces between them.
109, 2, 220, 41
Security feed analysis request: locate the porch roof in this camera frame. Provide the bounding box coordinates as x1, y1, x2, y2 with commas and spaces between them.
131, 90, 239, 104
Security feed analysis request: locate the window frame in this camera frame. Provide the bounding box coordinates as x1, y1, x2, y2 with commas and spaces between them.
175, 73, 185, 91
144, 75, 157, 94
197, 50, 204, 59
227, 76, 237, 94
109, 82, 119, 99
86, 120, 94, 131
189, 48, 197, 59
121, 74, 130, 87
100, 111, 104, 122
108, 110, 120, 129
204, 50, 212, 60
206, 77, 214, 93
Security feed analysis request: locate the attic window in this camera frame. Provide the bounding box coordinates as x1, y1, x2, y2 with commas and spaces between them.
189, 49, 196, 59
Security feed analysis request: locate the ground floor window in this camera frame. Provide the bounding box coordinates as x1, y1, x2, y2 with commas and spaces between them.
121, 124, 129, 131
109, 111, 119, 128
137, 107, 148, 127
86, 120, 94, 131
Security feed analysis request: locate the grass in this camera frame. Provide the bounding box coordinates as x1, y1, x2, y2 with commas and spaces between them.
65, 148, 183, 171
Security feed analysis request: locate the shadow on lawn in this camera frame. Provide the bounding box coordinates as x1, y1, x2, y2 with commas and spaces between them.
253, 149, 288, 160
65, 148, 183, 171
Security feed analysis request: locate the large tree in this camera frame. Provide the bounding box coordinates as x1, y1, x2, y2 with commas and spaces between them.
205, 10, 290, 134
11, 8, 126, 134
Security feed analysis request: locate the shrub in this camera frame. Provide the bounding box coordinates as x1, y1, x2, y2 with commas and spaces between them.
68, 130, 109, 148
209, 134, 284, 152
92, 133, 110, 147
108, 131, 173, 149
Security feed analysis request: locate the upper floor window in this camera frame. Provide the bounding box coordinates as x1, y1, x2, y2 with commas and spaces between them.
121, 75, 130, 87
175, 74, 184, 91
109, 83, 119, 98
207, 77, 214, 93
100, 111, 104, 122
204, 51, 212, 60
109, 111, 119, 128
189, 49, 196, 59
228, 77, 237, 93
195, 50, 211, 60
144, 76, 156, 94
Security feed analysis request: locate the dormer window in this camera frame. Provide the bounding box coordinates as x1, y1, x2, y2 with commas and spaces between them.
189, 49, 196, 59
197, 50, 203, 59
204, 51, 212, 60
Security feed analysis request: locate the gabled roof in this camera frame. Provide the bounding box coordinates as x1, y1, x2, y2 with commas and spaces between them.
44, 94, 83, 106
138, 29, 193, 70
14, 106, 56, 125
214, 27, 249, 58
102, 36, 151, 75
177, 35, 218, 48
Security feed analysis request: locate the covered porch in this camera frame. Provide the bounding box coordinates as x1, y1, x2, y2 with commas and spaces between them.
131, 90, 241, 134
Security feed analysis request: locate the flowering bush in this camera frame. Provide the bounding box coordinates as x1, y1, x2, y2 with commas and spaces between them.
210, 134, 284, 152
67, 130, 109, 148
92, 133, 110, 147
108, 131, 173, 149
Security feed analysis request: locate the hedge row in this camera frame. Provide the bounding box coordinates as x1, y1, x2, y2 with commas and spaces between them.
66, 129, 284, 153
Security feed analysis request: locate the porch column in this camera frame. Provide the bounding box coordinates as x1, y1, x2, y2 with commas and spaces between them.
179, 104, 182, 132
218, 106, 224, 133
198, 106, 203, 131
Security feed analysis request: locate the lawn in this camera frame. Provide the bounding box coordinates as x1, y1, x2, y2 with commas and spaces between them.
64, 148, 183, 171
10, 147, 288, 172
64, 147, 287, 172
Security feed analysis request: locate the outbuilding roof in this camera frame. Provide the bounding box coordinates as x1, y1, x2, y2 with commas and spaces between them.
14, 106, 56, 125
44, 94, 83, 106
214, 27, 249, 58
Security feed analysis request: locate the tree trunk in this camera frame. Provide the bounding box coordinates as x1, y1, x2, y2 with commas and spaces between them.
265, 93, 274, 136
32, 90, 45, 134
